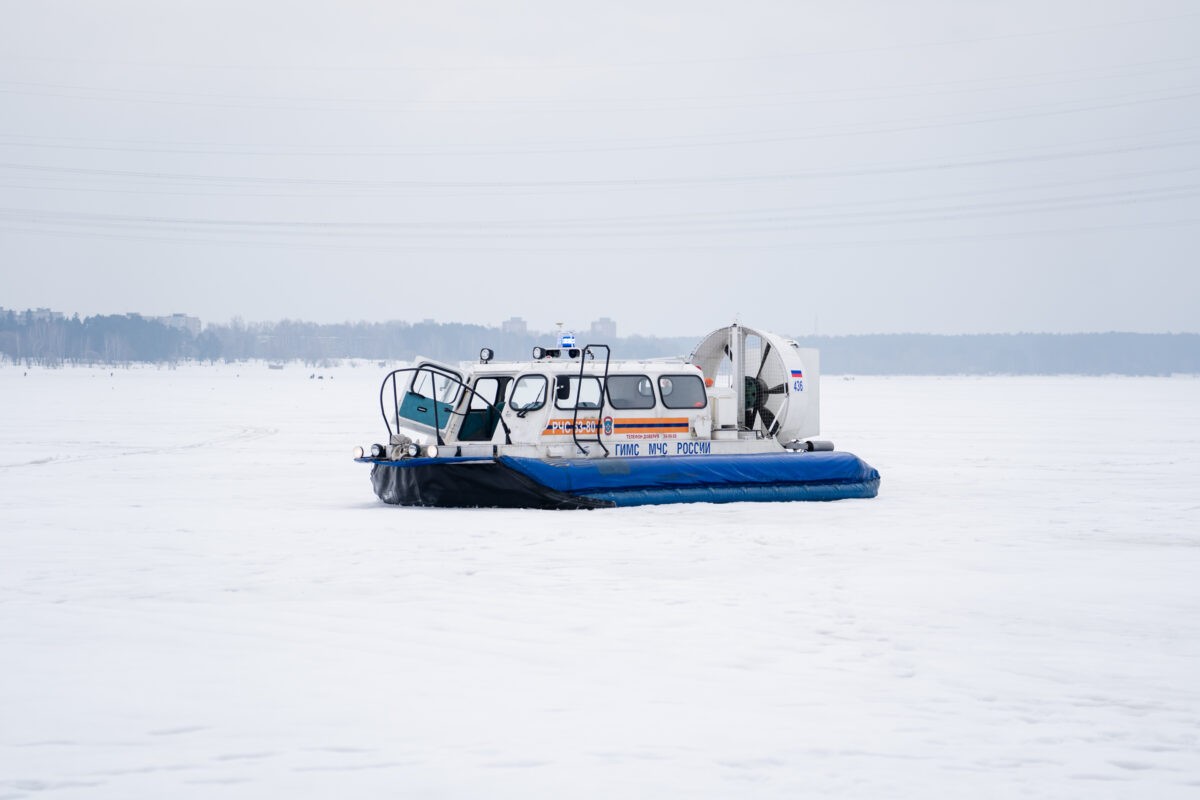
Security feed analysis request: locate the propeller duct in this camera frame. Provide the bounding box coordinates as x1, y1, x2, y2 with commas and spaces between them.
689, 323, 820, 441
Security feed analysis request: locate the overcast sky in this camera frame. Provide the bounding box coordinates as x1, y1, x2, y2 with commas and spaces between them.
2, 1, 1198, 336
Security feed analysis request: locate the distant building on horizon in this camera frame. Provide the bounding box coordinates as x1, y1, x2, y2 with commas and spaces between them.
589, 317, 617, 340
501, 316, 528, 335
29, 308, 65, 323
157, 313, 201, 337
1, 306, 66, 322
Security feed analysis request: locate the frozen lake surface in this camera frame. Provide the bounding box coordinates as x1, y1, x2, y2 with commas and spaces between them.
2, 364, 1199, 798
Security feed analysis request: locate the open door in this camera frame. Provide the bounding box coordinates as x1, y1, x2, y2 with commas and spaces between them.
457, 375, 513, 442
396, 359, 462, 438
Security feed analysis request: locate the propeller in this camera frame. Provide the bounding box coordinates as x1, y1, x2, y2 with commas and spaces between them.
688, 323, 812, 442
744, 342, 788, 436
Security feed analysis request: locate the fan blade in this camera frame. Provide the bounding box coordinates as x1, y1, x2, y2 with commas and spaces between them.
755, 342, 772, 380
759, 405, 778, 434
766, 383, 788, 394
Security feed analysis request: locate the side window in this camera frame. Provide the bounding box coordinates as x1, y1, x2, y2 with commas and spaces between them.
412, 366, 461, 404
555, 376, 603, 409
659, 374, 707, 409
510, 375, 547, 412
606, 375, 656, 410
470, 377, 502, 410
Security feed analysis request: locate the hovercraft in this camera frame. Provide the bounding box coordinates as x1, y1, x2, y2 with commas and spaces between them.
355, 323, 879, 508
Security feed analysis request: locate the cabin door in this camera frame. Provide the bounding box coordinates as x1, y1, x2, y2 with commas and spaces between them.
458, 375, 513, 441
397, 359, 462, 437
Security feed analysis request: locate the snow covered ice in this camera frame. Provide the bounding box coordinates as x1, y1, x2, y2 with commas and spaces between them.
2, 364, 1199, 797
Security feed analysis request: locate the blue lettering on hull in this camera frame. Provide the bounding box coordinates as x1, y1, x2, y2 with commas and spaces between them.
613, 441, 713, 457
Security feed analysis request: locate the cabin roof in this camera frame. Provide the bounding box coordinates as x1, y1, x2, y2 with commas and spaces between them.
460, 358, 702, 376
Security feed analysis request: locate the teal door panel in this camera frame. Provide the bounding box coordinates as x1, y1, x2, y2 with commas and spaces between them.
399, 391, 454, 430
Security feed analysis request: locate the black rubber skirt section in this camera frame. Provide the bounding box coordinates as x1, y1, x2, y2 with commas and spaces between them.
370, 459, 614, 509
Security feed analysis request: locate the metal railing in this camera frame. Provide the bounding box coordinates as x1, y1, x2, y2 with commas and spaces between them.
378, 367, 512, 447
571, 344, 610, 457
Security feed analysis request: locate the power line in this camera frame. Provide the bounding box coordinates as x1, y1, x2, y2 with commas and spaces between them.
3, 182, 1196, 240
2, 216, 1194, 254
3, 135, 1198, 192
2, 54, 1197, 113
1, 9, 1196, 73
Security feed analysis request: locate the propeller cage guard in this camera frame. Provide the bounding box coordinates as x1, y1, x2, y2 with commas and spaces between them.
689, 324, 820, 442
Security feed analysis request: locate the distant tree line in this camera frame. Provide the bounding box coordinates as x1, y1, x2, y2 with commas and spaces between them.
805, 333, 1200, 376
0, 310, 195, 364
1, 309, 1197, 374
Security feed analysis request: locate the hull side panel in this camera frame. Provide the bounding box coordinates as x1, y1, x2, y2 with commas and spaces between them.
369, 459, 613, 509
586, 478, 880, 507
498, 451, 880, 494
365, 452, 880, 509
